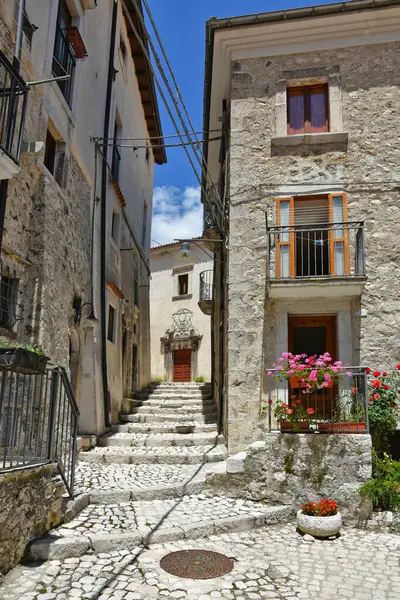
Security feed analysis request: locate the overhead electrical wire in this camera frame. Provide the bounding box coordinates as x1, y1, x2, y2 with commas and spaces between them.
121, 0, 223, 231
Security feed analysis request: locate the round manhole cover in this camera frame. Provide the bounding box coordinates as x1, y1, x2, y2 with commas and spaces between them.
160, 549, 235, 579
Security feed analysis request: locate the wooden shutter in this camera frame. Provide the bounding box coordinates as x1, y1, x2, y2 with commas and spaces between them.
276, 197, 295, 278
328, 193, 349, 276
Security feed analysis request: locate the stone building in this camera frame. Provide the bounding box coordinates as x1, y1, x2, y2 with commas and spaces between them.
150, 240, 212, 383
203, 0, 400, 452
0, 0, 165, 435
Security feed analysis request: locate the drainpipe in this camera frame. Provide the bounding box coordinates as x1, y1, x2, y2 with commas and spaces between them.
0, 0, 26, 256
100, 0, 118, 427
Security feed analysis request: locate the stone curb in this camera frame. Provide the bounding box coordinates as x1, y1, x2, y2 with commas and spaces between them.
63, 493, 90, 523
27, 505, 294, 561
97, 433, 222, 448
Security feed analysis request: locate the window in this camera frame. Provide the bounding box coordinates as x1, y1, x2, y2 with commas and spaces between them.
43, 128, 65, 187
111, 120, 121, 182
52, 0, 75, 106
111, 210, 120, 242
287, 85, 329, 135
0, 273, 19, 330
178, 274, 189, 296
275, 193, 349, 278
141, 202, 148, 248
22, 11, 37, 47
107, 305, 116, 343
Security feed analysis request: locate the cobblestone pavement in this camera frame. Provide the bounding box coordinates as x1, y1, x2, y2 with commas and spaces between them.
55, 495, 278, 537
1, 524, 399, 600
74, 464, 201, 494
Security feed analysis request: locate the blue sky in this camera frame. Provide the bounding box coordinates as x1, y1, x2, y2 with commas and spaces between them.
149, 0, 342, 244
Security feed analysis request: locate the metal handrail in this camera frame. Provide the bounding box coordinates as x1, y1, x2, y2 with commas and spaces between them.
0, 361, 79, 496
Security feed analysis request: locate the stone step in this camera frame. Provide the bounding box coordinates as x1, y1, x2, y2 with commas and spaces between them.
130, 405, 217, 416
27, 495, 293, 561
112, 422, 218, 434
78, 444, 228, 465
120, 412, 217, 424
98, 432, 221, 448
150, 383, 211, 388
126, 398, 216, 408
74, 463, 225, 503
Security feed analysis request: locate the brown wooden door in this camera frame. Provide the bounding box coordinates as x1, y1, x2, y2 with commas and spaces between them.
288, 315, 337, 417
173, 349, 191, 382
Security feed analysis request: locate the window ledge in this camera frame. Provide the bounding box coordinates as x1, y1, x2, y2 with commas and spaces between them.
271, 132, 348, 147
172, 294, 193, 301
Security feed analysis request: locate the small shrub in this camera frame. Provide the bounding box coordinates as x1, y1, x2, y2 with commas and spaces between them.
366, 366, 400, 456
153, 377, 164, 383
359, 453, 400, 511
194, 376, 205, 383
301, 499, 338, 516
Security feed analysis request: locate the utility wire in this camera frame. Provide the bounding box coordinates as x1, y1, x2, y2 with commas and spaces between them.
101, 137, 222, 149
120, 0, 222, 230
99, 129, 222, 142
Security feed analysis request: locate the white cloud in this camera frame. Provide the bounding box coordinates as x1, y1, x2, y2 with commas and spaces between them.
151, 185, 203, 246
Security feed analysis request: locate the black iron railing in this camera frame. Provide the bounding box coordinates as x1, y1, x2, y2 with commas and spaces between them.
200, 269, 213, 302
0, 362, 79, 496
0, 266, 22, 330
264, 366, 368, 434
267, 221, 366, 280
52, 26, 76, 106
0, 50, 28, 164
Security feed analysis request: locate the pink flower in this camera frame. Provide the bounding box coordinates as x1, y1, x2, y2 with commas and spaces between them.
346, 372, 352, 377
324, 373, 332, 383
267, 371, 273, 376
287, 409, 293, 415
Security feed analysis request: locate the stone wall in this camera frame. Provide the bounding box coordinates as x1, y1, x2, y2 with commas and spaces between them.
226, 41, 400, 451
0, 465, 66, 575
206, 434, 373, 522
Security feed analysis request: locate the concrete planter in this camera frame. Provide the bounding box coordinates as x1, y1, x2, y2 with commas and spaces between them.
296, 510, 342, 538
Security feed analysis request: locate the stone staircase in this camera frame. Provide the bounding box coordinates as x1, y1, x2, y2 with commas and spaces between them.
26, 382, 293, 561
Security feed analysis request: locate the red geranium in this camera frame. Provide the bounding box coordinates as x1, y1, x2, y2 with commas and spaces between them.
301, 499, 338, 517
287, 409, 293, 415
397, 364, 400, 370
307, 408, 315, 415
268, 399, 273, 404
383, 384, 390, 390
390, 403, 396, 408
372, 380, 381, 389
373, 393, 379, 400
373, 371, 381, 377
383, 372, 388, 377
366, 367, 371, 374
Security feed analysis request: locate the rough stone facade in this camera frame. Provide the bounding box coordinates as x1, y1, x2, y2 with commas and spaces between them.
206, 433, 373, 522
0, 465, 65, 575
226, 41, 400, 451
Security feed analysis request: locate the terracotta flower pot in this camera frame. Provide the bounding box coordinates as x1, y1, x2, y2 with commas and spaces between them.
318, 422, 367, 434
289, 375, 334, 389
280, 421, 311, 433
296, 510, 342, 538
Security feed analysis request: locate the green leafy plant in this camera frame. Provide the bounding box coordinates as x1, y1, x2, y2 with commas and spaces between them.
0, 341, 44, 355
367, 367, 400, 455
274, 397, 315, 431
194, 376, 205, 383
152, 377, 164, 383
360, 452, 400, 511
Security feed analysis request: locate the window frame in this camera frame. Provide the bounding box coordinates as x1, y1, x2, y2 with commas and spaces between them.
178, 273, 189, 296
107, 304, 116, 344
287, 84, 329, 135
111, 209, 120, 244
275, 193, 349, 278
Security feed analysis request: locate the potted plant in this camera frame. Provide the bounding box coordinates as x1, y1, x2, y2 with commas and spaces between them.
269, 352, 350, 393
0, 342, 49, 374
274, 399, 315, 432
318, 388, 367, 433
297, 499, 342, 538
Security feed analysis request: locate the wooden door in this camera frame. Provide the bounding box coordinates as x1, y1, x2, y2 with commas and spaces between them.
288, 315, 337, 417
173, 349, 191, 382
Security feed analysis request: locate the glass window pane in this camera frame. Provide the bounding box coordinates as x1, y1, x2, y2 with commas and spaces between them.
288, 92, 304, 133
279, 200, 290, 243
310, 89, 328, 132
334, 241, 344, 275
332, 196, 344, 239
280, 245, 290, 278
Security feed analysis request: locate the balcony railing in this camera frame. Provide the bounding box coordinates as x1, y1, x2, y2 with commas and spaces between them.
0, 50, 28, 165
200, 270, 213, 302
267, 221, 365, 280
0, 361, 79, 496
52, 26, 76, 106
264, 366, 368, 434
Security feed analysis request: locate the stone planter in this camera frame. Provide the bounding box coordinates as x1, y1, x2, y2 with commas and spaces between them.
296, 509, 342, 538
0, 348, 49, 374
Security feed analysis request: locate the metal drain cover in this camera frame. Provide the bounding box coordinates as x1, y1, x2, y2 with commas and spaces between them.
160, 549, 235, 579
